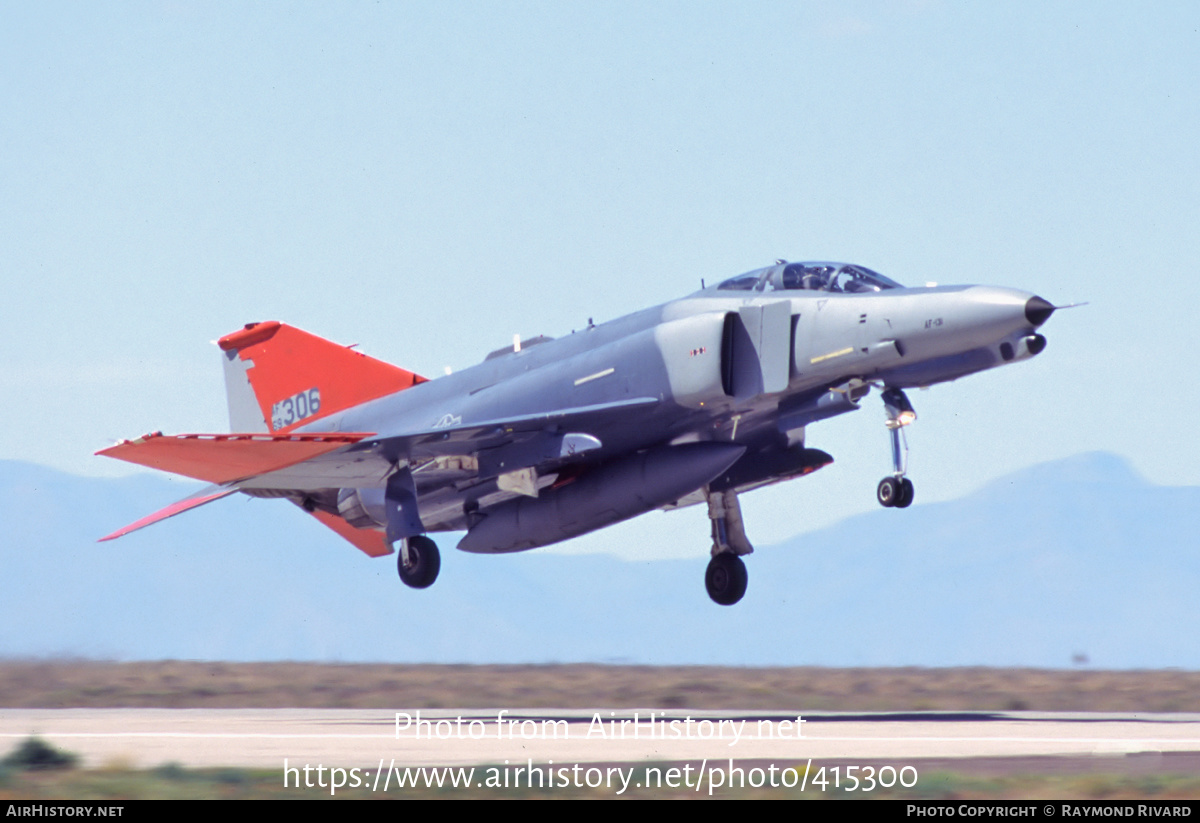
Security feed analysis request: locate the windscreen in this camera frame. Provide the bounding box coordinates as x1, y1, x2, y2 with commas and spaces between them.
716, 262, 904, 293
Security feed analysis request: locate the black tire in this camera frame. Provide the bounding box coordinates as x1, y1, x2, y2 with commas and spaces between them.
895, 477, 915, 508
705, 552, 748, 606
877, 476, 900, 508
397, 535, 441, 589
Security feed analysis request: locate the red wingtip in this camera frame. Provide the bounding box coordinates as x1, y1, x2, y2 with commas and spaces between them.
99, 487, 236, 541
96, 431, 372, 483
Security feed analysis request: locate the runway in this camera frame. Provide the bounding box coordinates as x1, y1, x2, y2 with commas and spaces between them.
3, 709, 1200, 769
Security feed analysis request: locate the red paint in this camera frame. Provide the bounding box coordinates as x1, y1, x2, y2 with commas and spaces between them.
98, 488, 236, 541
311, 510, 393, 558
219, 322, 427, 432
95, 432, 372, 484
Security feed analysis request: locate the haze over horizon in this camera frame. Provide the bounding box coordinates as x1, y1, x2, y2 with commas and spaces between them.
2, 450, 1195, 668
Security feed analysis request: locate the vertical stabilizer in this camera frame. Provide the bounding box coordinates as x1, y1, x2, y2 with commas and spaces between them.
217, 322, 427, 433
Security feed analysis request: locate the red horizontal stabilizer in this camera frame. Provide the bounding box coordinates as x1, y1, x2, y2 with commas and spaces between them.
96, 432, 373, 484
218, 322, 428, 433
99, 487, 236, 542
310, 510, 393, 558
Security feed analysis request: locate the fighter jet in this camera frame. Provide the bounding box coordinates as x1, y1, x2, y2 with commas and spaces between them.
99, 260, 1056, 605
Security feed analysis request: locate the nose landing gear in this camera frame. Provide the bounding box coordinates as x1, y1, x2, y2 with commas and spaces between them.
877, 387, 916, 509
877, 474, 914, 508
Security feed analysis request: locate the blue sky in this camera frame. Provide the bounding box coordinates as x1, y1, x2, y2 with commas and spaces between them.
2, 1, 1197, 557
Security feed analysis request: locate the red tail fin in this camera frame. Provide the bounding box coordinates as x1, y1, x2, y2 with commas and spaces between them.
218, 322, 427, 433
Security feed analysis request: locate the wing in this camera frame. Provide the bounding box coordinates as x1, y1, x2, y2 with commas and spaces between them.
96, 432, 388, 551
360, 396, 660, 463
96, 397, 661, 552
98, 484, 236, 541
100, 398, 660, 488
95, 431, 375, 484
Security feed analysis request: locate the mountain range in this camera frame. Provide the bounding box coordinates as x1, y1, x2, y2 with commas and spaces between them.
1, 452, 1196, 668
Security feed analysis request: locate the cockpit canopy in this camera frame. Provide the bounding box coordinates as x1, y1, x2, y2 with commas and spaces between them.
715, 261, 904, 294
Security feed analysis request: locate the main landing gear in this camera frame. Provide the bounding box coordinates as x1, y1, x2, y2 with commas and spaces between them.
705, 553, 747, 606
397, 535, 441, 589
877, 387, 915, 509
386, 465, 441, 590
704, 489, 752, 605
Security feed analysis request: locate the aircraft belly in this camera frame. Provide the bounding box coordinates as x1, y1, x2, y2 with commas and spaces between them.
457, 443, 746, 553
875, 347, 1000, 388
234, 450, 393, 490
407, 490, 474, 533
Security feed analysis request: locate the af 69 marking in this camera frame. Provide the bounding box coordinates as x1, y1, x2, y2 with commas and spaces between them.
271, 388, 321, 430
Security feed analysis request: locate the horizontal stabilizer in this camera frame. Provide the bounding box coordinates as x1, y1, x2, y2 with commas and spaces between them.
96, 432, 373, 484
99, 485, 236, 542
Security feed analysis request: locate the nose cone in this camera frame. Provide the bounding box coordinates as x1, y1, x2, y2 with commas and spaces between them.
1025, 296, 1055, 327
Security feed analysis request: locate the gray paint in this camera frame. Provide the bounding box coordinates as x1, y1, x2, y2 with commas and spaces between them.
457, 442, 746, 553
221, 349, 268, 432
282, 274, 1050, 544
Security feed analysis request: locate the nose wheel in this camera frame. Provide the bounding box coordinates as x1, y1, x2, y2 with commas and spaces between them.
877, 387, 916, 509
877, 475, 914, 508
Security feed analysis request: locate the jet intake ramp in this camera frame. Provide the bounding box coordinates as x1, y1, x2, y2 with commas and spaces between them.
725, 303, 793, 398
